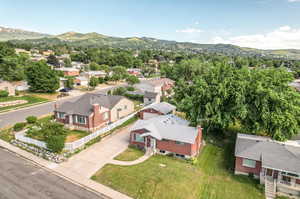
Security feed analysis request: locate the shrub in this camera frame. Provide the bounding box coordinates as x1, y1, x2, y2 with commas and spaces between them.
112, 87, 127, 95
0, 90, 9, 97
187, 157, 198, 165
13, 122, 26, 132
126, 86, 135, 91
46, 135, 66, 153
26, 116, 37, 124
124, 93, 143, 101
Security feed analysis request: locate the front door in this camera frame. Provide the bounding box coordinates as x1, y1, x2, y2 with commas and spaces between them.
146, 137, 151, 147
266, 169, 273, 177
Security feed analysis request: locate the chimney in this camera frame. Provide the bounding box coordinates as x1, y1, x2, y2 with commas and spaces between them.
93, 104, 100, 115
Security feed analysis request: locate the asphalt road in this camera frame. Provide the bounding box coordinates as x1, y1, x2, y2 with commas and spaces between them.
0, 148, 104, 199
0, 85, 122, 128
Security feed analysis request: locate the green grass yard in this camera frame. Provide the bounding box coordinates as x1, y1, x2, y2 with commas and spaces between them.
114, 146, 145, 161
0, 95, 48, 112
92, 144, 264, 199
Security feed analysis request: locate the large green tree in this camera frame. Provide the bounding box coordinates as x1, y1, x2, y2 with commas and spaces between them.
26, 61, 59, 93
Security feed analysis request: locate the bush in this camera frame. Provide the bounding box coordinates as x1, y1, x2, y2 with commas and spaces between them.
0, 90, 9, 97
46, 135, 65, 153
26, 116, 37, 124
124, 93, 143, 101
13, 122, 26, 132
126, 86, 135, 91
187, 157, 198, 165
112, 87, 127, 95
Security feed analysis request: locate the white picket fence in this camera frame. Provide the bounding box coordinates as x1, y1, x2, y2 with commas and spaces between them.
15, 112, 137, 151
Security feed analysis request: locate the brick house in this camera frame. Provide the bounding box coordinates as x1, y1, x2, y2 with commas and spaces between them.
55, 68, 80, 77
139, 102, 176, 120
235, 134, 300, 198
130, 114, 202, 158
54, 93, 134, 131
143, 91, 160, 105
134, 78, 174, 97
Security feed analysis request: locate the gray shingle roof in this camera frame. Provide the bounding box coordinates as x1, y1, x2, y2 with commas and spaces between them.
146, 102, 176, 114
144, 91, 158, 98
56, 93, 125, 116
235, 134, 300, 174
131, 114, 198, 144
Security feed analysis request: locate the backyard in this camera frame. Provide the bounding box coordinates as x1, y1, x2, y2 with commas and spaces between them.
0, 95, 48, 112
92, 144, 264, 199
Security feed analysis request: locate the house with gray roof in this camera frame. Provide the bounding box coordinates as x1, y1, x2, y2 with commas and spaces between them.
235, 133, 300, 198
130, 114, 202, 158
138, 102, 176, 120
54, 93, 134, 131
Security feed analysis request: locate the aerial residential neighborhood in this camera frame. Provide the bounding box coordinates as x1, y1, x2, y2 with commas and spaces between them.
1, 1, 300, 199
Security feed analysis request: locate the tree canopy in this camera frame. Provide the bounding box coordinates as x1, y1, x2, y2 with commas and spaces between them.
26, 61, 60, 93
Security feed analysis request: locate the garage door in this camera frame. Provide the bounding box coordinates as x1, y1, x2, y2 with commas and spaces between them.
143, 112, 159, 120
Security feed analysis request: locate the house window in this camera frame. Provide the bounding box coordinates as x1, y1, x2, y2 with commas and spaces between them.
76, 115, 86, 124
175, 141, 185, 145
242, 159, 256, 168
57, 112, 65, 119
134, 133, 144, 142
124, 105, 127, 110
103, 112, 109, 120
282, 175, 291, 185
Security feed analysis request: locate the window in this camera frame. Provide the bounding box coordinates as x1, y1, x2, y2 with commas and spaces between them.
103, 112, 109, 120
175, 141, 185, 145
282, 175, 291, 184
242, 159, 256, 168
76, 115, 86, 124
134, 133, 144, 142
57, 112, 65, 119
124, 105, 127, 110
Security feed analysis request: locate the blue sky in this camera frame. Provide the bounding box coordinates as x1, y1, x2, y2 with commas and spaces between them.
1, 0, 300, 49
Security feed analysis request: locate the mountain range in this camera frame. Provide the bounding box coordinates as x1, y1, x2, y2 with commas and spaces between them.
1, 26, 300, 60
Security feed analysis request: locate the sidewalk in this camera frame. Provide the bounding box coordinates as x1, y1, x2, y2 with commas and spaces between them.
109, 150, 153, 166
0, 128, 133, 199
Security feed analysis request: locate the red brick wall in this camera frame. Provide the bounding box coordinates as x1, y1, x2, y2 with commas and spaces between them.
89, 110, 110, 128
296, 179, 300, 184
235, 157, 262, 175
156, 139, 193, 156
139, 108, 163, 119
64, 71, 79, 76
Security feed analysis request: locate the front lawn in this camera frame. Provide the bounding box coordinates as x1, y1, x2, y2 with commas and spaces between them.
114, 146, 145, 161
0, 95, 48, 112
65, 130, 90, 142
92, 144, 264, 199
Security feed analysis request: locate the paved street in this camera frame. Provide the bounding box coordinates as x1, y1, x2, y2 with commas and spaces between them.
0, 148, 104, 199
0, 85, 123, 128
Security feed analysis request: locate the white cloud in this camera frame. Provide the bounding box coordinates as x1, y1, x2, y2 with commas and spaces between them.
211, 26, 300, 49
176, 28, 203, 33
288, 0, 300, 2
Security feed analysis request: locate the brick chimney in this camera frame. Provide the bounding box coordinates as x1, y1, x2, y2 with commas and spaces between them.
93, 104, 100, 115
197, 125, 203, 151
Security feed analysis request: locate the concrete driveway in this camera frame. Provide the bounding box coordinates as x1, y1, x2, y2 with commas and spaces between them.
53, 125, 131, 178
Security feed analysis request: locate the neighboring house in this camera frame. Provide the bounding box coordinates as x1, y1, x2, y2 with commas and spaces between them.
15, 48, 31, 55
130, 114, 202, 158
54, 93, 134, 131
0, 81, 16, 96
74, 76, 88, 87
55, 68, 80, 77
290, 79, 300, 92
134, 78, 174, 97
42, 50, 54, 56
139, 102, 176, 120
127, 68, 142, 77
82, 71, 107, 78
13, 81, 29, 91
235, 134, 300, 198
30, 53, 46, 61
143, 91, 160, 105
72, 61, 87, 70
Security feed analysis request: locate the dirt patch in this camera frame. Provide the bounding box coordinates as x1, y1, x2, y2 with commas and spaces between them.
66, 134, 80, 142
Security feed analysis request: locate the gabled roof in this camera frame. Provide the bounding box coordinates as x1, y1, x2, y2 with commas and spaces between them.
56, 93, 125, 116
235, 134, 300, 174
131, 114, 198, 144
145, 102, 176, 114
